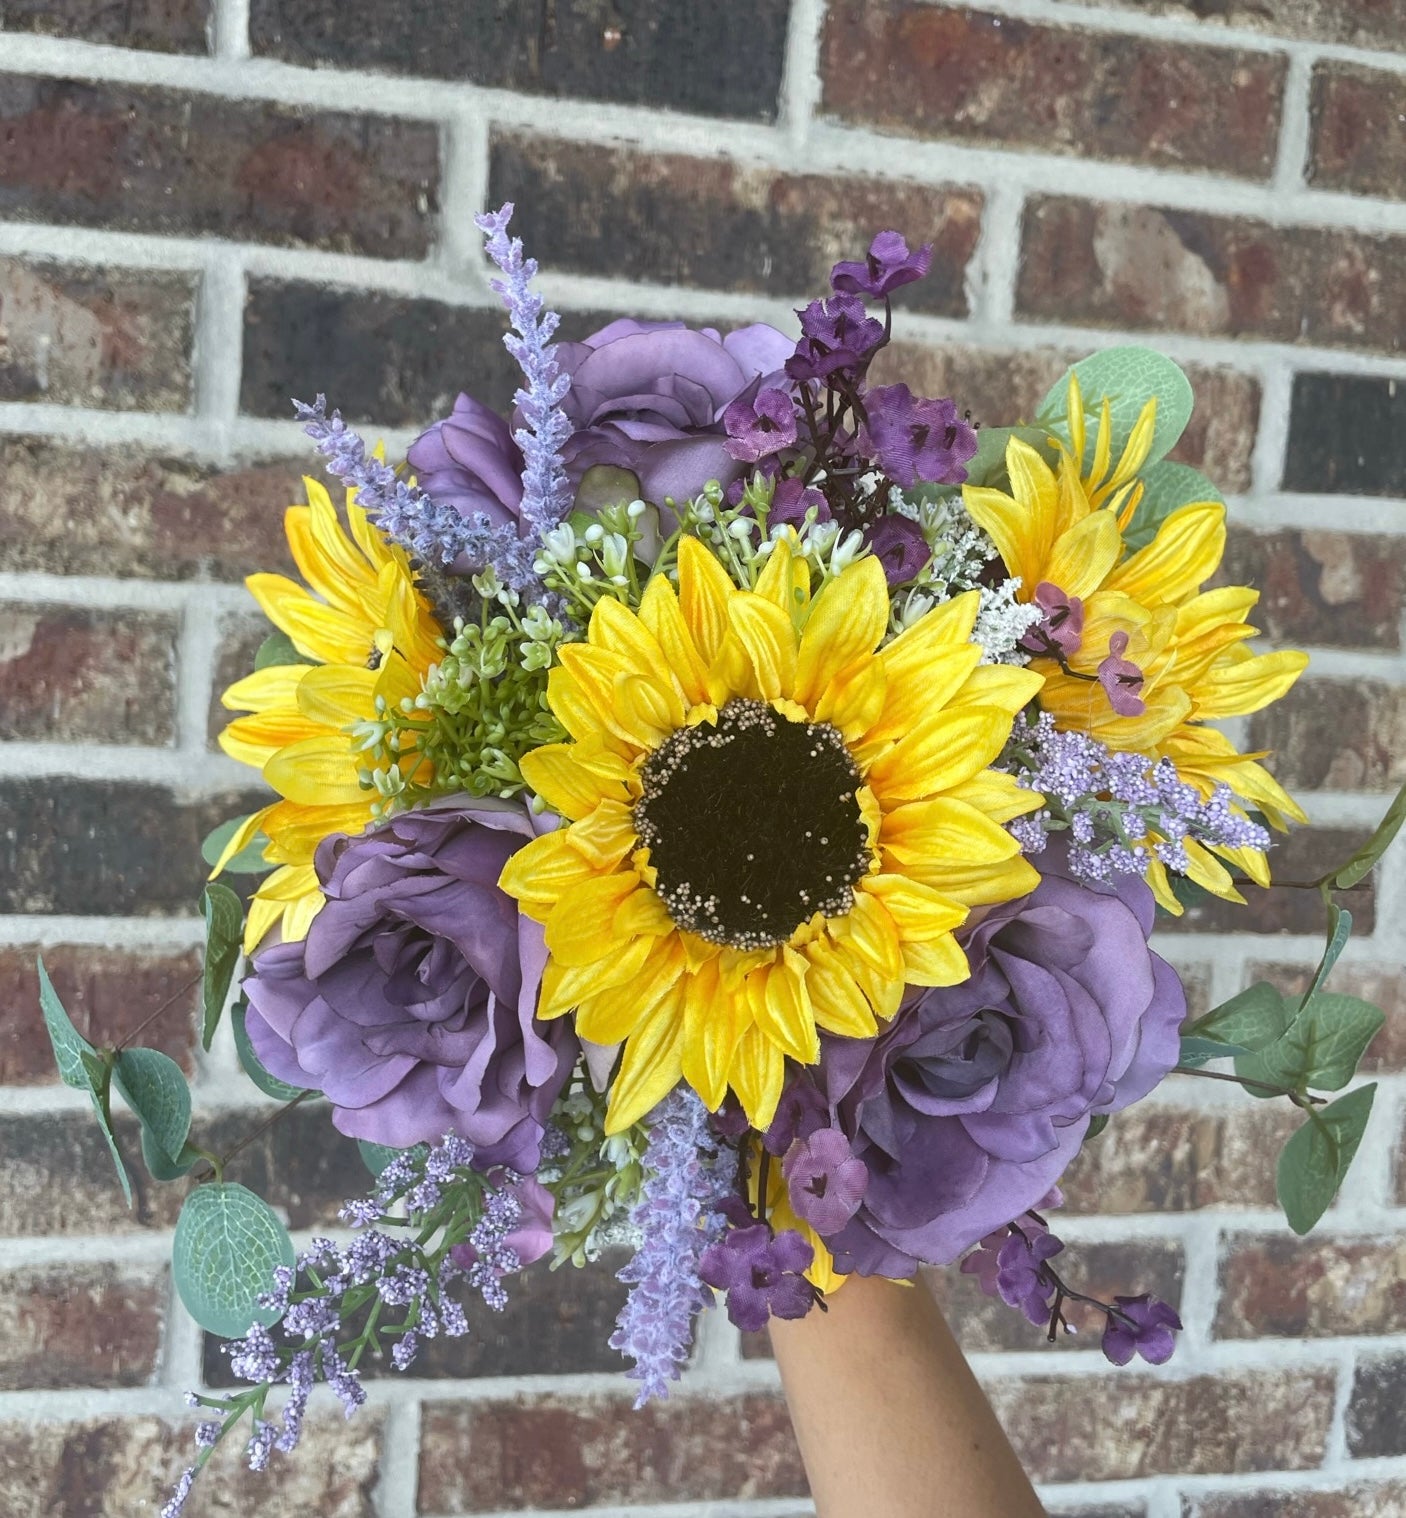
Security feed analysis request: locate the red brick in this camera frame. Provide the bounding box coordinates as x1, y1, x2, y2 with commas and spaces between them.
1215, 1234, 1406, 1339
986, 1367, 1334, 1482
1018, 197, 1406, 356
1059, 1103, 1300, 1215
1250, 678, 1406, 793
0, 1412, 381, 1517
490, 133, 983, 316
0, 77, 438, 258
1093, 0, 1406, 51
0, 0, 210, 52
0, 439, 301, 581
1249, 961, 1406, 1073
822, 2, 1284, 180
0, 604, 178, 744
0, 1264, 166, 1389
1, 258, 195, 411
1310, 62, 1406, 200
0, 945, 200, 1083
1184, 1483, 1406, 1518
417, 1390, 806, 1512
1222, 529, 1405, 652
874, 341, 1260, 492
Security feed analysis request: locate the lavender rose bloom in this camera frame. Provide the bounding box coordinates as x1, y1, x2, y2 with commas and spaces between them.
243, 800, 577, 1172
552, 318, 794, 506
820, 847, 1184, 1274
406, 393, 526, 532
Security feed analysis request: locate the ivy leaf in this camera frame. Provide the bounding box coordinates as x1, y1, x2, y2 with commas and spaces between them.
1276, 1084, 1376, 1235
1329, 780, 1406, 892
37, 956, 132, 1207
172, 1183, 296, 1338
231, 1001, 310, 1103
113, 1048, 193, 1164
1121, 460, 1225, 555
1036, 347, 1195, 474
1238, 994, 1385, 1095
254, 631, 314, 671
1299, 904, 1353, 1014
1185, 982, 1291, 1055
200, 816, 272, 875
1178, 1034, 1253, 1069
200, 884, 244, 1052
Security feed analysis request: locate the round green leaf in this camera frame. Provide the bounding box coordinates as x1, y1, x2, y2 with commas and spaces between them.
141, 1128, 200, 1181
201, 816, 273, 874
114, 1048, 192, 1163
1121, 460, 1224, 555
1276, 1084, 1377, 1235
254, 630, 314, 671
1038, 347, 1194, 474
231, 1002, 310, 1103
172, 1183, 295, 1338
200, 883, 245, 1051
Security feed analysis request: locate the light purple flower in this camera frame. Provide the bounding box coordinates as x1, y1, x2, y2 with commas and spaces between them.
1097, 631, 1147, 717
864, 514, 931, 586
994, 1229, 1064, 1326
1020, 581, 1085, 658
450, 1174, 555, 1274
723, 387, 798, 462
830, 231, 934, 299
861, 384, 978, 489
783, 1128, 869, 1236
1102, 1294, 1182, 1366
699, 1224, 817, 1333
407, 394, 525, 534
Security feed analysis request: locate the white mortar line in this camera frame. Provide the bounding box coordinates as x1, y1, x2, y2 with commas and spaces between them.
372, 1396, 421, 1518
1230, 495, 1406, 535
1248, 358, 1296, 498
158, 1269, 208, 1391
1273, 51, 1316, 196
0, 915, 205, 947
0, 575, 254, 612
689, 1300, 743, 1376
1321, 1344, 1360, 1470
0, 1235, 173, 1268
966, 183, 1025, 327
1170, 1216, 1224, 1369
174, 597, 225, 759
418, 1504, 813, 1518
777, 0, 825, 155
436, 109, 494, 284
0, 740, 255, 789
191, 247, 247, 464
209, 0, 250, 60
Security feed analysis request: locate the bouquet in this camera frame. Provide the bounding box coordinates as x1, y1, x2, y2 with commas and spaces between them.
36, 205, 1404, 1511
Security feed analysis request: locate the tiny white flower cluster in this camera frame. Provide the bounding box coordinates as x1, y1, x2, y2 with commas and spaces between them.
541, 1085, 647, 1266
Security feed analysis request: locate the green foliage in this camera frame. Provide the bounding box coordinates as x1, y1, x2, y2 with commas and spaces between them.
1299, 904, 1353, 1014
962, 425, 1055, 490
1037, 347, 1194, 476
1277, 1085, 1377, 1235
113, 1047, 193, 1164
1184, 982, 1291, 1060
200, 884, 244, 1051
357, 1139, 425, 1178
1084, 1114, 1110, 1141
231, 1001, 310, 1103
141, 1130, 201, 1181
1237, 994, 1384, 1096
37, 957, 132, 1206
201, 816, 272, 874
254, 630, 313, 671
1328, 778, 1406, 892
172, 1182, 296, 1338
1121, 460, 1225, 555
1178, 1034, 1252, 1069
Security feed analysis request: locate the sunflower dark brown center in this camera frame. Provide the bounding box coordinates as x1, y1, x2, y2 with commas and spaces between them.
633, 698, 869, 950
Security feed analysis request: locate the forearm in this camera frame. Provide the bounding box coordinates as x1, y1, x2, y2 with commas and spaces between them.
768, 1272, 1045, 1518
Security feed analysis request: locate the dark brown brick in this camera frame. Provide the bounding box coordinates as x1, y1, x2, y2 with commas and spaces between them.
0, 944, 200, 1083
822, 2, 1284, 180
1158, 827, 1375, 935
1216, 1234, 1406, 1339
0, 77, 438, 258
0, 604, 178, 744
987, 1367, 1334, 1481
1019, 197, 1406, 355
0, 439, 301, 581
1250, 678, 1406, 793
874, 341, 1260, 492
1310, 62, 1406, 200
489, 133, 983, 316
1284, 373, 1406, 496
418, 1389, 806, 1512
0, 1412, 382, 1517
0, 781, 267, 916
1223, 529, 1406, 651
250, 0, 790, 122
209, 609, 273, 748
0, 1264, 166, 1389
1, 258, 195, 411
1250, 961, 1405, 1073
1095, 0, 1406, 52
0, 0, 210, 52
1184, 1483, 1406, 1518
1347, 1354, 1406, 1457
1059, 1103, 1300, 1214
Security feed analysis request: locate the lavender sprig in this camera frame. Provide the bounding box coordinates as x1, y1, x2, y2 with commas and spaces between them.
476, 202, 574, 538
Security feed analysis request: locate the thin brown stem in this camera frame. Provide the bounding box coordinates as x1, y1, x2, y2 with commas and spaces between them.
191, 1090, 316, 1184
114, 971, 204, 1054
1171, 1064, 1325, 1108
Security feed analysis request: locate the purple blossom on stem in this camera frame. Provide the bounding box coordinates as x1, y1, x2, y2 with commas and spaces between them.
861, 384, 978, 488
475, 202, 574, 538
830, 231, 934, 298
786, 294, 885, 382
1020, 581, 1085, 658
723, 387, 798, 462
782, 1128, 869, 1236
1102, 1294, 1183, 1366
863, 513, 932, 586
1097, 631, 1148, 717
699, 1223, 817, 1333
767, 475, 830, 528
610, 1088, 731, 1407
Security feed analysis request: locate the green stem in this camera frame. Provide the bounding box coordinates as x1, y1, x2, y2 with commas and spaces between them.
1171, 1064, 1324, 1108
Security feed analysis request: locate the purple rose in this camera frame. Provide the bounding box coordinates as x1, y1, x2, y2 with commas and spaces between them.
407, 393, 525, 532
820, 847, 1185, 1274
551, 318, 794, 507
243, 800, 577, 1172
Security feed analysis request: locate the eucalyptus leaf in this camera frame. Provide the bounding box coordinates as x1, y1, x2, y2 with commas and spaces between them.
37, 956, 132, 1206
1331, 779, 1406, 891
231, 1002, 310, 1103
1276, 1083, 1376, 1235
200, 883, 244, 1052
1121, 460, 1225, 555
141, 1128, 201, 1182
254, 630, 313, 671
1178, 1034, 1254, 1069
172, 1183, 295, 1338
1036, 347, 1195, 473
1299, 904, 1353, 1014
1238, 994, 1385, 1095
962, 425, 1055, 490
201, 816, 273, 875
1185, 982, 1291, 1054
113, 1048, 193, 1163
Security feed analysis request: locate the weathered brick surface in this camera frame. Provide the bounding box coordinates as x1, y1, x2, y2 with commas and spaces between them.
0, 781, 267, 915
250, 0, 791, 121
0, 77, 439, 257
1, 258, 195, 411
418, 1390, 806, 1512
1095, 0, 1406, 51
1284, 373, 1406, 496
490, 134, 983, 316
822, 2, 1284, 179
0, 945, 200, 1082
0, 0, 210, 52
209, 609, 273, 747
0, 1412, 382, 1517
0, 439, 302, 581
1250, 678, 1406, 793
0, 604, 178, 744
1250, 961, 1406, 1072
1059, 1103, 1300, 1214
1222, 529, 1405, 651
1215, 1234, 1406, 1339
1019, 198, 1406, 355
1183, 1484, 1406, 1518
1347, 1353, 1406, 1457
1309, 62, 1406, 200
0, 1264, 166, 1390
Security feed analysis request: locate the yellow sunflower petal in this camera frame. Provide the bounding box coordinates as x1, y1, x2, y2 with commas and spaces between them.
678, 536, 739, 665
728, 594, 798, 703
543, 871, 642, 966
295, 664, 381, 726
520, 743, 629, 821
753, 535, 811, 622
575, 939, 687, 1045
1106, 500, 1226, 606
729, 1023, 788, 1129
681, 958, 746, 1112
1193, 647, 1309, 720
746, 949, 820, 1066
802, 941, 879, 1039
246, 573, 375, 666
218, 709, 318, 769
221, 663, 308, 713
210, 806, 275, 877
263, 734, 368, 806
605, 985, 688, 1133
638, 576, 711, 706
794, 555, 888, 708
1046, 510, 1122, 601
865, 706, 1013, 804
498, 830, 602, 920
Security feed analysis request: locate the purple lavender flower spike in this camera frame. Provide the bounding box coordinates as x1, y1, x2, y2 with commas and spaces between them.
723, 387, 798, 462
831, 231, 934, 298
861, 384, 978, 489
159, 1469, 196, 1518
1101, 1293, 1182, 1366
864, 514, 932, 586
699, 1224, 817, 1332
783, 1128, 869, 1236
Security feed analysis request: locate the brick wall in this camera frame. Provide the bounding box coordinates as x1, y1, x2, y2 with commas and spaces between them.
1, 1, 1404, 1514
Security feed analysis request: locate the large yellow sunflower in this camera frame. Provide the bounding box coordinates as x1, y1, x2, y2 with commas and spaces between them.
214, 477, 443, 951
499, 536, 1043, 1133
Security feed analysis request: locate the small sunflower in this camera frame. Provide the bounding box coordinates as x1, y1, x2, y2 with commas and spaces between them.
214, 478, 443, 950
499, 536, 1043, 1133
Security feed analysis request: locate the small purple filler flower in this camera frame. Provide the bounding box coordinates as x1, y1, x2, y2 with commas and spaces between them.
830, 231, 934, 299
864, 514, 931, 586
699, 1224, 817, 1333
861, 384, 978, 489
723, 387, 798, 462
783, 1128, 869, 1236
1102, 1294, 1182, 1366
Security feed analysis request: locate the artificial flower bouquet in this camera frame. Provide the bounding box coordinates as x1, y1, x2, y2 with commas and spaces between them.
37, 206, 1405, 1511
